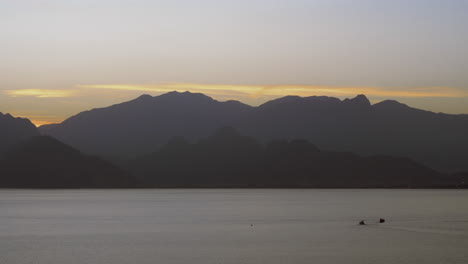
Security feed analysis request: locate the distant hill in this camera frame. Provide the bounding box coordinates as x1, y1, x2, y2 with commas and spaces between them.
127, 127, 464, 188
0, 136, 138, 188
40, 91, 468, 172
0, 112, 39, 155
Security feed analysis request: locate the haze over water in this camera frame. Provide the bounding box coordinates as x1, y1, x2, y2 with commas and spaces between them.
1, 189, 467, 264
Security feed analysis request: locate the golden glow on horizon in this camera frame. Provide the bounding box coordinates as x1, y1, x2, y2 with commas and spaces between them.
29, 119, 55, 127
6, 84, 468, 126
78, 83, 468, 98
6, 114, 62, 127
6, 84, 467, 100
5, 89, 76, 98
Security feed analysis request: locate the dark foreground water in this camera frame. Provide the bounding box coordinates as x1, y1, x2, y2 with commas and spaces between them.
1, 189, 467, 264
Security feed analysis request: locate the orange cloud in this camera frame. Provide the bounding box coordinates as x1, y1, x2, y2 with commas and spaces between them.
78, 83, 468, 99
7, 84, 467, 100
5, 89, 76, 98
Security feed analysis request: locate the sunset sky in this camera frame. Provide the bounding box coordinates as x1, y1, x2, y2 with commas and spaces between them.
2, 0, 468, 126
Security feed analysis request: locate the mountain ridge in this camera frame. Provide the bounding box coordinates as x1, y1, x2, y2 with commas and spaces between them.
0, 112, 39, 155
127, 127, 464, 188
36, 91, 468, 172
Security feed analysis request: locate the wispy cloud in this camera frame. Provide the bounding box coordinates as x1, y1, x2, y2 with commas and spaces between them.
5, 84, 468, 124
5, 89, 76, 98
6, 84, 468, 102
78, 83, 468, 98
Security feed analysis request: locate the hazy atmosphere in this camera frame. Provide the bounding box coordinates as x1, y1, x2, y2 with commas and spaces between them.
2, 0, 468, 126
2, 2, 468, 264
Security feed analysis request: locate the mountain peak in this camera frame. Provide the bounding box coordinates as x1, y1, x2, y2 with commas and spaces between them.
373, 99, 409, 108
343, 94, 371, 109
158, 91, 214, 102
163, 90, 202, 96
342, 94, 371, 107
0, 112, 37, 129
0, 112, 13, 119
258, 95, 302, 108
305, 96, 341, 103
0, 113, 39, 155
136, 94, 153, 100
354, 94, 370, 102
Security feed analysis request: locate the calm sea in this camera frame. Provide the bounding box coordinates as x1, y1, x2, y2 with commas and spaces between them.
1, 189, 467, 264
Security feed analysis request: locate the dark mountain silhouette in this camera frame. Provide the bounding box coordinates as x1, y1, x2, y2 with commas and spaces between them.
0, 136, 138, 188
0, 126, 463, 188
38, 123, 60, 133
127, 127, 464, 188
39, 91, 252, 157
0, 112, 39, 155
237, 95, 468, 172
40, 91, 468, 172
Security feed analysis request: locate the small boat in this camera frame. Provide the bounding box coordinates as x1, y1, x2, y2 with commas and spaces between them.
359, 218, 385, 225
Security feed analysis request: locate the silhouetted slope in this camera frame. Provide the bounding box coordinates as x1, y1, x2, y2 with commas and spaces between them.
40, 91, 252, 157
369, 100, 468, 172
40, 92, 468, 172
237, 95, 468, 172
237, 94, 372, 147
0, 113, 39, 155
38, 123, 60, 134
128, 128, 463, 188
0, 136, 137, 188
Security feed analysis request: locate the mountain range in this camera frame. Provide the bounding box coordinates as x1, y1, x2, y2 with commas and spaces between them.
0, 107, 466, 188
39, 91, 468, 172
127, 127, 464, 188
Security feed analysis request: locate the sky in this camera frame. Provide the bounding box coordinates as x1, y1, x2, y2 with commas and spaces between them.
1, 0, 468, 126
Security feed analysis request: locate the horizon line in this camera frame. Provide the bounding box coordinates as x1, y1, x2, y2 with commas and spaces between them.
6, 89, 467, 127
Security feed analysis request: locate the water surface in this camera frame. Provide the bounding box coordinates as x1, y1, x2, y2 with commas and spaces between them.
1, 189, 467, 263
